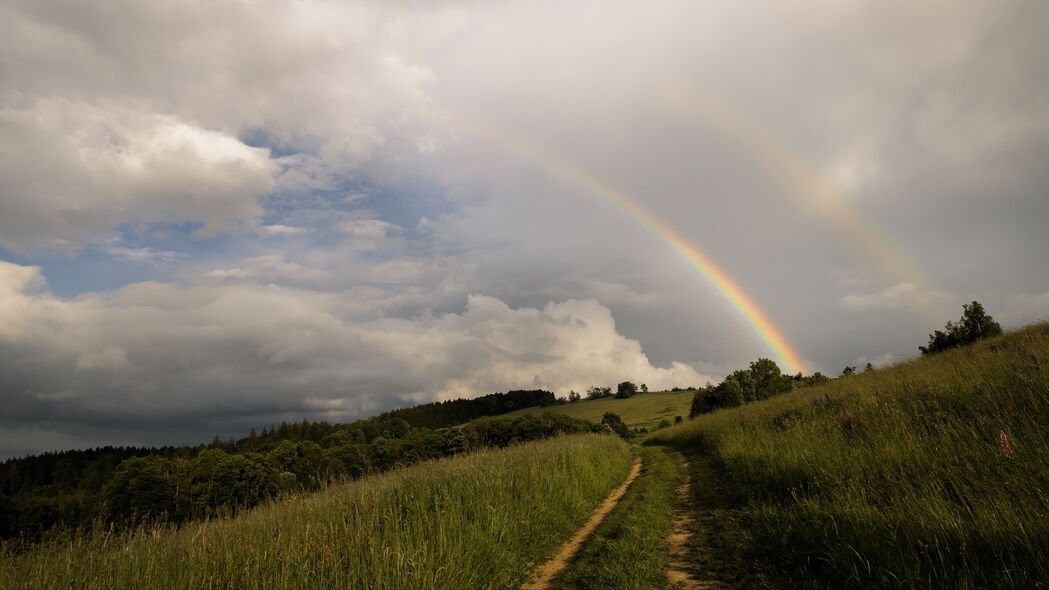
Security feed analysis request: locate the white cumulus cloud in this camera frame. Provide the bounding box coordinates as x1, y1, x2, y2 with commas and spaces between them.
0, 261, 709, 448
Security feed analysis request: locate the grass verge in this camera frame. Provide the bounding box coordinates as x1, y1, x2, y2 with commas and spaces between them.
648, 323, 1049, 589
0, 434, 631, 590
553, 446, 679, 590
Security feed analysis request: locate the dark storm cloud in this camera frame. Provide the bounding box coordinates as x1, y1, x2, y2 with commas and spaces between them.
1, 0, 1047, 451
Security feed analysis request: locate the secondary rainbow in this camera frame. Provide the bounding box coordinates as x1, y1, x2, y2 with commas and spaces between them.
439, 109, 807, 374
662, 85, 939, 317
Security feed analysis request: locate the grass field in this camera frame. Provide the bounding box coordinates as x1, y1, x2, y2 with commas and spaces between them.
554, 445, 679, 590
503, 390, 694, 431
649, 323, 1049, 589
0, 434, 631, 590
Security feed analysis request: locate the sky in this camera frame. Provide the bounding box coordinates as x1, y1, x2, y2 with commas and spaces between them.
2, 0, 1048, 456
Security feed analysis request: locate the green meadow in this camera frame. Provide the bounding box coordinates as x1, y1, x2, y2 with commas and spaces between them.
0, 435, 631, 590
649, 323, 1049, 588
503, 389, 695, 431
5, 325, 1047, 589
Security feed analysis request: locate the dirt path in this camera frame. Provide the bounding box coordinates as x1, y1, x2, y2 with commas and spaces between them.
667, 452, 726, 590
520, 456, 643, 590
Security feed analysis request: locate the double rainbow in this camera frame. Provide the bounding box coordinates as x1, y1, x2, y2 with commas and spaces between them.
662, 86, 937, 317
440, 109, 807, 374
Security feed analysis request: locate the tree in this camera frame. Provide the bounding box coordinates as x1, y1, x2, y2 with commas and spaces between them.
615, 381, 638, 399
567, 390, 581, 403
689, 386, 717, 418
716, 376, 746, 406
586, 386, 612, 399
794, 371, 830, 388
920, 301, 1003, 355
601, 412, 630, 438
105, 456, 176, 523
0, 493, 16, 538
191, 450, 278, 515
640, 383, 648, 393
748, 358, 792, 400
865, 362, 874, 372
841, 366, 856, 376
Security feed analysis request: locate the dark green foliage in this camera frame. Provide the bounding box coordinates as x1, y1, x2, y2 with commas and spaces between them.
792, 371, 831, 388
921, 300, 1003, 355
0, 388, 575, 541
1, 406, 607, 540
690, 358, 799, 418
0, 493, 16, 538
104, 456, 177, 524
377, 389, 557, 429
587, 386, 612, 399
841, 365, 856, 376
615, 381, 638, 399
747, 358, 792, 400
601, 412, 630, 438
567, 390, 581, 402
190, 450, 278, 515
1, 436, 634, 588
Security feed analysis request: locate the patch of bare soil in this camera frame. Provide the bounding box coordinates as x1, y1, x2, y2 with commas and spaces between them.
520, 457, 643, 590
667, 452, 727, 590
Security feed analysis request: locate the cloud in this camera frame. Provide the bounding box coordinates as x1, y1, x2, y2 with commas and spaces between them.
0, 261, 708, 447
839, 283, 954, 312
106, 246, 186, 265
999, 292, 1049, 327
335, 218, 400, 251
2, 0, 1048, 452
261, 225, 314, 238
0, 99, 276, 253
336, 219, 397, 240
854, 352, 897, 370
205, 255, 331, 285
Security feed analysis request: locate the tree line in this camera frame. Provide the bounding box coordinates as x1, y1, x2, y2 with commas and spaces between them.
0, 389, 570, 542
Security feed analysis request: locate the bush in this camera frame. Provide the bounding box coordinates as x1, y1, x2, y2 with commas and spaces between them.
601, 412, 631, 438
921, 301, 1003, 354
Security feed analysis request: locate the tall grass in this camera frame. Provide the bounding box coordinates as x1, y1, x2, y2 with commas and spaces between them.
649, 323, 1049, 588
1, 434, 631, 590
554, 446, 679, 590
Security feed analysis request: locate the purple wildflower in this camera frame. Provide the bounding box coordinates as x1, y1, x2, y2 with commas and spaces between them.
998, 431, 1015, 458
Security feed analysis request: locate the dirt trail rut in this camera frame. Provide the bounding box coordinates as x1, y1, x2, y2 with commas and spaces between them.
667, 452, 726, 590
520, 456, 643, 590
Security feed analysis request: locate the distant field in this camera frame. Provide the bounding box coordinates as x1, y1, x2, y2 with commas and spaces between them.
503, 390, 695, 431
1, 434, 631, 590
649, 323, 1049, 588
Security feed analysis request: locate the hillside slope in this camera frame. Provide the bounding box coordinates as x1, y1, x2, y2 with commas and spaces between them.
1, 434, 631, 590
502, 390, 694, 431
649, 323, 1049, 588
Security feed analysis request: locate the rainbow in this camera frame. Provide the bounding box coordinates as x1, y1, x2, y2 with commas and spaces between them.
439, 109, 807, 374
661, 86, 939, 316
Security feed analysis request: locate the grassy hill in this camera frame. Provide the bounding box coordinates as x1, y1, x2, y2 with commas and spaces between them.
502, 390, 695, 431
6, 325, 1046, 589
0, 434, 631, 590
649, 322, 1049, 588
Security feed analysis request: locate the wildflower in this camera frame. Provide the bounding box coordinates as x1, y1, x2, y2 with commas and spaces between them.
998, 431, 1015, 458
